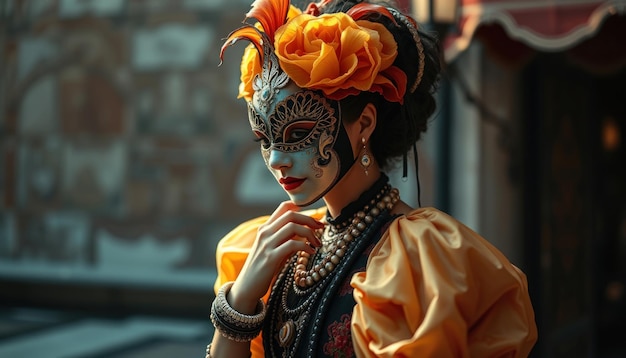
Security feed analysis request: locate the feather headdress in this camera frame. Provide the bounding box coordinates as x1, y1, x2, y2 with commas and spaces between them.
220, 0, 408, 105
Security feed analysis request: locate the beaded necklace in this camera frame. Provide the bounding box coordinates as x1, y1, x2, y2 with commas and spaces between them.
293, 185, 399, 292
264, 175, 399, 358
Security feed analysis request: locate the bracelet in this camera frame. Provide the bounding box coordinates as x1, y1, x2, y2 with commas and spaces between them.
210, 281, 266, 342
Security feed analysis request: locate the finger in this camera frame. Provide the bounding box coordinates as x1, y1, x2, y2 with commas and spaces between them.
265, 201, 299, 225
269, 209, 325, 233
274, 222, 322, 247
260, 207, 324, 246
273, 239, 316, 261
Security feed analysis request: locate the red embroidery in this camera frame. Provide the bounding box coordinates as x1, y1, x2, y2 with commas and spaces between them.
323, 313, 355, 357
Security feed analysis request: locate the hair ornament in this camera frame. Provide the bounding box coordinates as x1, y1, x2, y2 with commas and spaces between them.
387, 8, 425, 93
220, 0, 408, 104
304, 0, 332, 16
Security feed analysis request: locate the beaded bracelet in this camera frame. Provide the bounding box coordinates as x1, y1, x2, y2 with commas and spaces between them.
210, 281, 266, 342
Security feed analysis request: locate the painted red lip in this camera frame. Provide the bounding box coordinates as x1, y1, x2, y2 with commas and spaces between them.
279, 177, 305, 191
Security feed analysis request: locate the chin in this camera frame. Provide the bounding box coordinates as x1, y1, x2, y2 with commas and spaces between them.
289, 194, 320, 208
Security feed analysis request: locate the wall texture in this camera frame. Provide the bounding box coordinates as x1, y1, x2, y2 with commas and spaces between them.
0, 0, 289, 289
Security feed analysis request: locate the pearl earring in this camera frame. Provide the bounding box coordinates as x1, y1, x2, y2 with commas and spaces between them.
360, 137, 371, 175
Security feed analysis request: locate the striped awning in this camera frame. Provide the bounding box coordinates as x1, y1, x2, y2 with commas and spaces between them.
444, 0, 626, 63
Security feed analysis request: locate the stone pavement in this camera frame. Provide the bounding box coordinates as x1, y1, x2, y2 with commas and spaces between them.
0, 308, 213, 358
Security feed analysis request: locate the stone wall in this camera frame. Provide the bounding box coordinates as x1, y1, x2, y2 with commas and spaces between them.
0, 0, 288, 289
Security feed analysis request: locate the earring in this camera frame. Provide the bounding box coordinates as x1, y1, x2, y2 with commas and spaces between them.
360, 137, 371, 176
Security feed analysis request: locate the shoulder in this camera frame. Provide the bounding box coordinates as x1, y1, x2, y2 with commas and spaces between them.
374, 207, 513, 267
354, 206, 528, 299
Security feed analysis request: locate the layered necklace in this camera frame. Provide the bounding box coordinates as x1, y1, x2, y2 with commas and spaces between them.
265, 176, 399, 358
293, 185, 399, 290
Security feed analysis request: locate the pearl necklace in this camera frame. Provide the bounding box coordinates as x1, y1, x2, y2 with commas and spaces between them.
271, 183, 399, 355
293, 185, 399, 289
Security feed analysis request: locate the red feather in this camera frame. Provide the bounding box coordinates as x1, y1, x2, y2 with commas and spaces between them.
346, 3, 398, 25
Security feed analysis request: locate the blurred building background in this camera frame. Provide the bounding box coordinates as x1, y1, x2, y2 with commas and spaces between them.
0, 0, 625, 357
430, 1, 626, 357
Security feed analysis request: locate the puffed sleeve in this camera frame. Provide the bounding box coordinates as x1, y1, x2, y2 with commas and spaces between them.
213, 216, 269, 294
213, 207, 327, 358
350, 208, 537, 357
213, 215, 269, 357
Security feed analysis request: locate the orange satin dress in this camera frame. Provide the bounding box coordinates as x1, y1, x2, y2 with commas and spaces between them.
214, 207, 538, 357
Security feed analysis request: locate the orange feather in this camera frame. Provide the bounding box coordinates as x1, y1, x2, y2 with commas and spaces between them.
245, 0, 290, 40
220, 27, 264, 64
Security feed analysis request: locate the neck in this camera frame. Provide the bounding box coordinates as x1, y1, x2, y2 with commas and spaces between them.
323, 163, 382, 219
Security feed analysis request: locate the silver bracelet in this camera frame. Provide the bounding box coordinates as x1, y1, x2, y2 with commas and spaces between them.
210, 281, 266, 342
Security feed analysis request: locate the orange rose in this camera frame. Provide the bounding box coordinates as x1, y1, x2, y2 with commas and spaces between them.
274, 13, 406, 103
357, 20, 407, 103
286, 4, 302, 21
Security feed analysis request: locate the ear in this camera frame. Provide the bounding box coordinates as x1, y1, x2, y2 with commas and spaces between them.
356, 103, 377, 141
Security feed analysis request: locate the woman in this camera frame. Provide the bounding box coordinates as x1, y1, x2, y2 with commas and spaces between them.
208, 0, 538, 356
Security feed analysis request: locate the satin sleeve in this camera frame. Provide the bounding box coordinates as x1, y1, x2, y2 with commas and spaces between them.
350, 208, 537, 357
213, 207, 327, 358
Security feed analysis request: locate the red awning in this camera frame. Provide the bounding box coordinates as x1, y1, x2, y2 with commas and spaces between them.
444, 0, 626, 63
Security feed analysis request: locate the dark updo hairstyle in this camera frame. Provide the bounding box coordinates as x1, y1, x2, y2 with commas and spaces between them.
319, 0, 442, 170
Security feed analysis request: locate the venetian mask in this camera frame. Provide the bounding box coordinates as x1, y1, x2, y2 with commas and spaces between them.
248, 81, 355, 207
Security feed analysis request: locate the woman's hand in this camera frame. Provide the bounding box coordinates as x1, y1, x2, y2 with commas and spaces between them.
210, 201, 322, 357
227, 201, 323, 314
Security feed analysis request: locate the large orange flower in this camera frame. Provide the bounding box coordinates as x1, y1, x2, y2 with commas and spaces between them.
274, 13, 406, 103
225, 0, 407, 103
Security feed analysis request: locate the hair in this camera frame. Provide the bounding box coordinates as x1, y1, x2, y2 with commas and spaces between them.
319, 0, 442, 170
